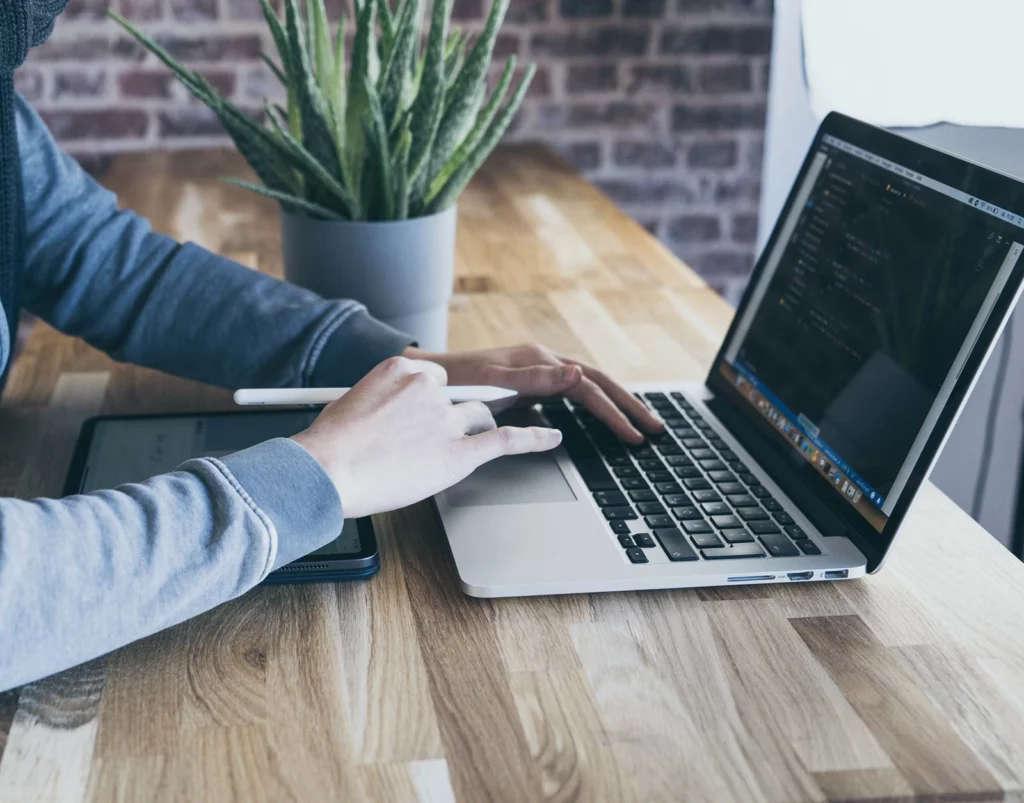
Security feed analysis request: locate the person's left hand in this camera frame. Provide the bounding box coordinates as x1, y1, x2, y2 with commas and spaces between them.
403, 344, 664, 444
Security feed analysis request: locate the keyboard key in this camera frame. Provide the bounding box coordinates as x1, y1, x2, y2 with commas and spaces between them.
610, 521, 631, 534
795, 539, 821, 555
681, 519, 713, 535
670, 425, 697, 438
727, 494, 756, 507
626, 547, 649, 564
702, 502, 731, 516
690, 531, 724, 549
762, 498, 783, 511
760, 533, 800, 557
629, 489, 657, 502
691, 489, 722, 503
647, 470, 675, 483
614, 465, 640, 478
695, 421, 714, 431
690, 448, 715, 460
774, 511, 795, 525
748, 520, 781, 535
638, 459, 666, 472
663, 493, 689, 507
681, 438, 706, 449
699, 459, 727, 472
617, 534, 635, 548
750, 486, 772, 499
718, 482, 745, 495
653, 528, 699, 562
604, 506, 638, 521
666, 455, 693, 467
702, 543, 765, 560
784, 525, 807, 540
674, 466, 702, 479
593, 491, 628, 507
672, 506, 702, 520
620, 477, 649, 491
649, 432, 676, 446
708, 471, 737, 484
637, 502, 666, 515
719, 449, 741, 463
634, 533, 656, 549
738, 506, 769, 521
739, 472, 761, 486
710, 514, 742, 529
656, 443, 684, 456
720, 528, 755, 544
645, 514, 676, 529
605, 454, 631, 467
688, 410, 705, 423
655, 481, 683, 495
631, 446, 657, 460
708, 437, 727, 449
683, 477, 711, 491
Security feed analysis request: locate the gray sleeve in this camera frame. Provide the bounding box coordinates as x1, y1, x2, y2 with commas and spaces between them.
14, 93, 411, 390
0, 438, 342, 692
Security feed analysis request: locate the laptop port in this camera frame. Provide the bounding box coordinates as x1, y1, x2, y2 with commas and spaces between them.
787, 571, 814, 581
824, 569, 849, 580
727, 575, 775, 582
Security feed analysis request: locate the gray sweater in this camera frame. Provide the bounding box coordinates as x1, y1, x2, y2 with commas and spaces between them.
0, 95, 413, 691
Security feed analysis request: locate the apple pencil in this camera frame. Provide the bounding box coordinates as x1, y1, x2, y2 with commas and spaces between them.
233, 385, 517, 407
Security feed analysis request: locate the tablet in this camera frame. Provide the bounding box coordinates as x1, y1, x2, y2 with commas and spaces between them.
63, 410, 380, 584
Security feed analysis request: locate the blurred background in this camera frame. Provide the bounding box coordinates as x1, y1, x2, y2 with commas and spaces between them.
15, 0, 772, 303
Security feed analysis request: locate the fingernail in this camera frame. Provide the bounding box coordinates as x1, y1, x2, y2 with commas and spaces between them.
545, 428, 563, 445
556, 366, 571, 382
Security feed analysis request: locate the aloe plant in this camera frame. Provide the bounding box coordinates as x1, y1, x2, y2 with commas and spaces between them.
109, 0, 534, 221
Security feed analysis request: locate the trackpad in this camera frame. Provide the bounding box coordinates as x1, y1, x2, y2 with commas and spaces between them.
446, 452, 577, 507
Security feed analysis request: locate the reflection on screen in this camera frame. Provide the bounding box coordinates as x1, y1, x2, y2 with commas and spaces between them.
721, 136, 1022, 532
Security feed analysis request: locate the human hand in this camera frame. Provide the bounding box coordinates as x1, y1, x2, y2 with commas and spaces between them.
404, 344, 664, 445
290, 356, 563, 519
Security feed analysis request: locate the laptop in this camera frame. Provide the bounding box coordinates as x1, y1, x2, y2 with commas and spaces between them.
436, 112, 1024, 598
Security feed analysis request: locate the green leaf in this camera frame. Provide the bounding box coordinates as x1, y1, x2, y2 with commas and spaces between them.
427, 62, 534, 213
444, 29, 466, 87
426, 54, 515, 200
378, 0, 422, 128
392, 125, 412, 219
259, 52, 287, 86
408, 0, 451, 184
363, 75, 394, 219
346, 0, 377, 206
309, 0, 335, 103
222, 178, 344, 220
427, 0, 509, 182
378, 0, 396, 59
257, 0, 293, 78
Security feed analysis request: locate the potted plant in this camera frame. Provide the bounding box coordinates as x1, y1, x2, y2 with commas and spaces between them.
110, 0, 534, 350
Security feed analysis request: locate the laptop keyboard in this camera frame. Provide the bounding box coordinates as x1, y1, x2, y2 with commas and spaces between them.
540, 392, 823, 564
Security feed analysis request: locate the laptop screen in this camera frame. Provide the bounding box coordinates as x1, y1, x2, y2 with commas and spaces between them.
717, 133, 1024, 534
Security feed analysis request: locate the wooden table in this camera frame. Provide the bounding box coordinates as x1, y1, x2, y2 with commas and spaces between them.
2, 147, 1024, 803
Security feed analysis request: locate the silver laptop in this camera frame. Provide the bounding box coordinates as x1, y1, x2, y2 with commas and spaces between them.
437, 112, 1024, 598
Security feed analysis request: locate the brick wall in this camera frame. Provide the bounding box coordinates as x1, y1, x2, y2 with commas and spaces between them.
18, 0, 773, 300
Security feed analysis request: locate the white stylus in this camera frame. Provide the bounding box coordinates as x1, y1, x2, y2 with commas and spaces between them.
233, 385, 517, 407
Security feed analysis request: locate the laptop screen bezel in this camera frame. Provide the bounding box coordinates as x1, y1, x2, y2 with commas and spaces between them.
704, 111, 1024, 571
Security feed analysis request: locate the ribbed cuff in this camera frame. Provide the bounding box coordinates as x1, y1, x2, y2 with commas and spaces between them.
309, 308, 415, 387
220, 438, 343, 570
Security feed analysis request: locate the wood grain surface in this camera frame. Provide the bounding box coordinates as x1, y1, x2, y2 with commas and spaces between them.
2, 147, 1024, 802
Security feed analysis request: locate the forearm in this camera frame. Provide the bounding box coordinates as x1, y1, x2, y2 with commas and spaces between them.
0, 438, 342, 692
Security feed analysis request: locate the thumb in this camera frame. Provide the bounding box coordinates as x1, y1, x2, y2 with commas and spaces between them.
489, 364, 582, 398
467, 425, 563, 464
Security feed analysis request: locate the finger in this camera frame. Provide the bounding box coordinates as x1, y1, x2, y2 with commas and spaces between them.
377, 355, 449, 387
566, 360, 663, 434
454, 400, 497, 435
404, 358, 449, 386
469, 425, 563, 463
485, 364, 582, 398
567, 377, 645, 444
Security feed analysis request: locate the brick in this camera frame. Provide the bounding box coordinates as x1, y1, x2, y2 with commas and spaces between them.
525, 65, 552, 97
555, 141, 603, 171
64, 0, 109, 20
53, 70, 108, 100
198, 70, 238, 97
494, 33, 522, 59
672, 103, 766, 131
158, 106, 228, 137
452, 0, 484, 20
687, 139, 737, 168
613, 140, 676, 168
566, 64, 618, 94
688, 249, 754, 276
507, 0, 549, 22
697, 62, 752, 94
629, 64, 691, 94
14, 69, 44, 102
227, 0, 270, 18
118, 70, 174, 99
595, 178, 698, 205
746, 136, 765, 171
731, 213, 759, 244
170, 0, 219, 20
622, 0, 665, 15
678, 0, 771, 12
668, 215, 720, 243
40, 109, 149, 141
531, 27, 648, 58
120, 0, 162, 19
559, 0, 613, 18
537, 102, 657, 131
155, 35, 263, 62
661, 24, 772, 56
32, 36, 144, 62
714, 176, 761, 204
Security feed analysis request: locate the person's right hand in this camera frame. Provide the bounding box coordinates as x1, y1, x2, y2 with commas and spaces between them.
290, 356, 563, 519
